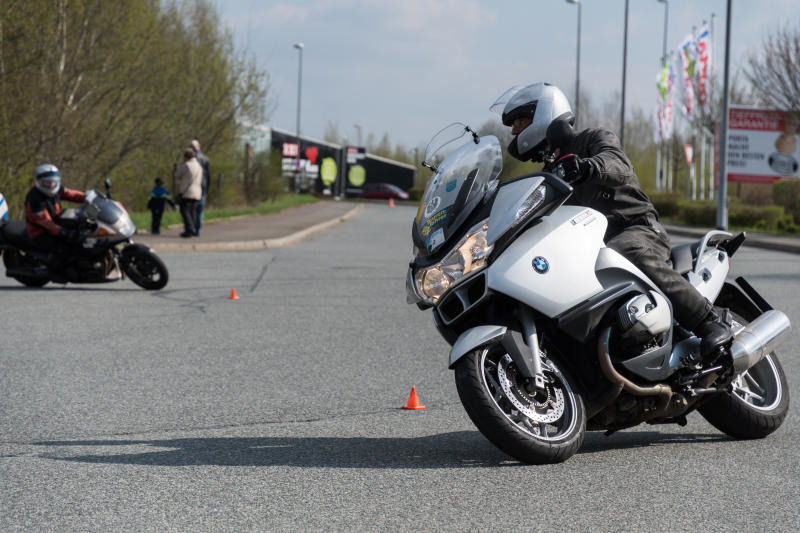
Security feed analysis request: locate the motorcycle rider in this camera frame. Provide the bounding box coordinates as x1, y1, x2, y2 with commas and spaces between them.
26, 164, 87, 253
492, 82, 732, 363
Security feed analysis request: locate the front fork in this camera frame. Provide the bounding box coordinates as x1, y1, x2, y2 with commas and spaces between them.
519, 304, 547, 391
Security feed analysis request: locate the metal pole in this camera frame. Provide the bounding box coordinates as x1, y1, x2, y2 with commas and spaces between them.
716, 0, 731, 230
566, 0, 581, 127
576, 1, 581, 126
620, 0, 629, 148
294, 43, 304, 193
657, 0, 669, 192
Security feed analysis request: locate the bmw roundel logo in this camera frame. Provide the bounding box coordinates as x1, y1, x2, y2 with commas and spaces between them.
532, 256, 549, 274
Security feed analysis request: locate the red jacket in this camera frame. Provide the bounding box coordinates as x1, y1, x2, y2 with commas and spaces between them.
25, 186, 87, 239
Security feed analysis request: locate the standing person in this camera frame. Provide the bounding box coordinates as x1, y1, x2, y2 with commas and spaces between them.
190, 139, 211, 236
146, 177, 175, 235
492, 82, 732, 364
174, 148, 203, 238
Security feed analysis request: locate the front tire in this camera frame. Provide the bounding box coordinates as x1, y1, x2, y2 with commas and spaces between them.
454, 343, 586, 464
121, 245, 168, 290
698, 311, 790, 439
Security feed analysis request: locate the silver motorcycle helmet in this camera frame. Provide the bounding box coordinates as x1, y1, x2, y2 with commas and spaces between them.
490, 82, 574, 162
34, 163, 62, 197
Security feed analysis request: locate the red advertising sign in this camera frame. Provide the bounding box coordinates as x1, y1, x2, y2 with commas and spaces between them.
725, 106, 799, 184
282, 142, 299, 157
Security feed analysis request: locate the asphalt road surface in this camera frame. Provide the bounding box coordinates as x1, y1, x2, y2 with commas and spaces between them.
2, 204, 799, 532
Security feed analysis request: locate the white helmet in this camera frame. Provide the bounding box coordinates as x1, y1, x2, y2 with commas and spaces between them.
490, 82, 574, 161
0, 192, 7, 221
35, 164, 62, 197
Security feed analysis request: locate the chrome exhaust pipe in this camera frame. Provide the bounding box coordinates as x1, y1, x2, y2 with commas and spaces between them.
731, 310, 791, 373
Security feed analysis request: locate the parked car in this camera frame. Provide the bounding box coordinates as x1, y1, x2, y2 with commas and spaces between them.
361, 182, 409, 200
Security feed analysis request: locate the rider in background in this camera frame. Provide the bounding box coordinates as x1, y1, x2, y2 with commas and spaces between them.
25, 164, 87, 250
0, 192, 8, 221
492, 82, 732, 364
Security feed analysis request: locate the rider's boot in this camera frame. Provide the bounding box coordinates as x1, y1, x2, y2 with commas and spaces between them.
694, 309, 733, 364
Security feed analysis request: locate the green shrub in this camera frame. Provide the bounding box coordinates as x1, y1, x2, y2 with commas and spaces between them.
772, 179, 800, 223
680, 201, 717, 226
650, 194, 682, 218
729, 205, 785, 230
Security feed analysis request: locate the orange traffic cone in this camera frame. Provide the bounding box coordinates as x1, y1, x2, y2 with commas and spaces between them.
388, 197, 395, 208
402, 386, 426, 410
228, 288, 240, 300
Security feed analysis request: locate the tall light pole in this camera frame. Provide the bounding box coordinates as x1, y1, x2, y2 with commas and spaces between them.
293, 42, 304, 192
566, 0, 581, 127
620, 0, 629, 148
716, 0, 732, 230
657, 0, 669, 192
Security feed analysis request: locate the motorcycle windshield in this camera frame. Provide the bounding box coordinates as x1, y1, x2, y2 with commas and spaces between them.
413, 124, 502, 256
86, 189, 123, 225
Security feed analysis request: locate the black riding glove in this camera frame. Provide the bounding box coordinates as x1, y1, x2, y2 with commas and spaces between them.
553, 154, 590, 184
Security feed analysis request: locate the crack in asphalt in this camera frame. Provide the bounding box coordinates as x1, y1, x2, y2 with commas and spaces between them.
250, 256, 277, 293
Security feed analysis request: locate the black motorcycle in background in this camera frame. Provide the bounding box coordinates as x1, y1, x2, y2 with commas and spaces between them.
0, 179, 168, 290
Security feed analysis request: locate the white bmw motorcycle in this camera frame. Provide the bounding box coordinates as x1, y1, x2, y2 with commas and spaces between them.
406, 124, 791, 464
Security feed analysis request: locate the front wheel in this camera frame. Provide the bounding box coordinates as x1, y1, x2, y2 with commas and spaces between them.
121, 245, 168, 290
698, 311, 790, 439
454, 343, 586, 464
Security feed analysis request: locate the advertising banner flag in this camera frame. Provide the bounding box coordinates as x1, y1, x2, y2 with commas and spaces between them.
696, 23, 712, 115
677, 33, 697, 117
656, 59, 674, 139
724, 106, 800, 183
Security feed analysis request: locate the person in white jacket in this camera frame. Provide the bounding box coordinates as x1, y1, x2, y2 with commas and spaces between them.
174, 148, 203, 237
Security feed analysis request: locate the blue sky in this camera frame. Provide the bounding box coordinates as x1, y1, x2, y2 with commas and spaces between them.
212, 0, 799, 150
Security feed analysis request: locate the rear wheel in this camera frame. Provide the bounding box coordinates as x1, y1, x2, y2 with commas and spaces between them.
121, 245, 168, 290
454, 343, 586, 464
698, 311, 789, 439
2, 249, 49, 287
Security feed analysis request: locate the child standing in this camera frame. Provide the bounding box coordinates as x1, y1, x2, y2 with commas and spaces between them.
147, 178, 175, 234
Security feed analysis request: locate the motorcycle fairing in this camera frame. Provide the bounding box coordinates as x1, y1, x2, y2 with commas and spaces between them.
487, 205, 608, 317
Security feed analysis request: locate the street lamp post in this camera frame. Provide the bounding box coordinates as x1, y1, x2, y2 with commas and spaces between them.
293, 42, 304, 193
657, 0, 669, 192
566, 0, 581, 127
620, 0, 629, 148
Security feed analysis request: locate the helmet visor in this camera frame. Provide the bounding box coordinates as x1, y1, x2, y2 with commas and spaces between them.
489, 86, 524, 116
38, 177, 61, 191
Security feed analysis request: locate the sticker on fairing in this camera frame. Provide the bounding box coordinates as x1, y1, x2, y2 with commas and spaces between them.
424, 196, 441, 218
428, 228, 445, 252
420, 208, 448, 236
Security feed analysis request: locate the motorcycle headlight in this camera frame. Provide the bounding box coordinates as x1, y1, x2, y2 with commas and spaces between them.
414, 221, 492, 304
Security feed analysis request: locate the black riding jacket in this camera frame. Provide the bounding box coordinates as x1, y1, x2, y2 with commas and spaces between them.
544, 127, 658, 240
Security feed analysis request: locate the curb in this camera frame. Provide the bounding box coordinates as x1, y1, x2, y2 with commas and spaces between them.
664, 224, 800, 255
141, 204, 364, 253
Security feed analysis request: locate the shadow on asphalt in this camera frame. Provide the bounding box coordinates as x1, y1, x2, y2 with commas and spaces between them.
32, 430, 729, 468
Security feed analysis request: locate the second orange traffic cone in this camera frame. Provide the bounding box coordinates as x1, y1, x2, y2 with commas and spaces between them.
402, 386, 426, 410
228, 287, 240, 300
388, 197, 395, 208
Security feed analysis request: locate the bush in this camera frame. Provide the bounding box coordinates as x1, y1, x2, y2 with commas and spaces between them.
680, 201, 717, 226
772, 179, 800, 223
728, 205, 785, 230
650, 194, 682, 218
